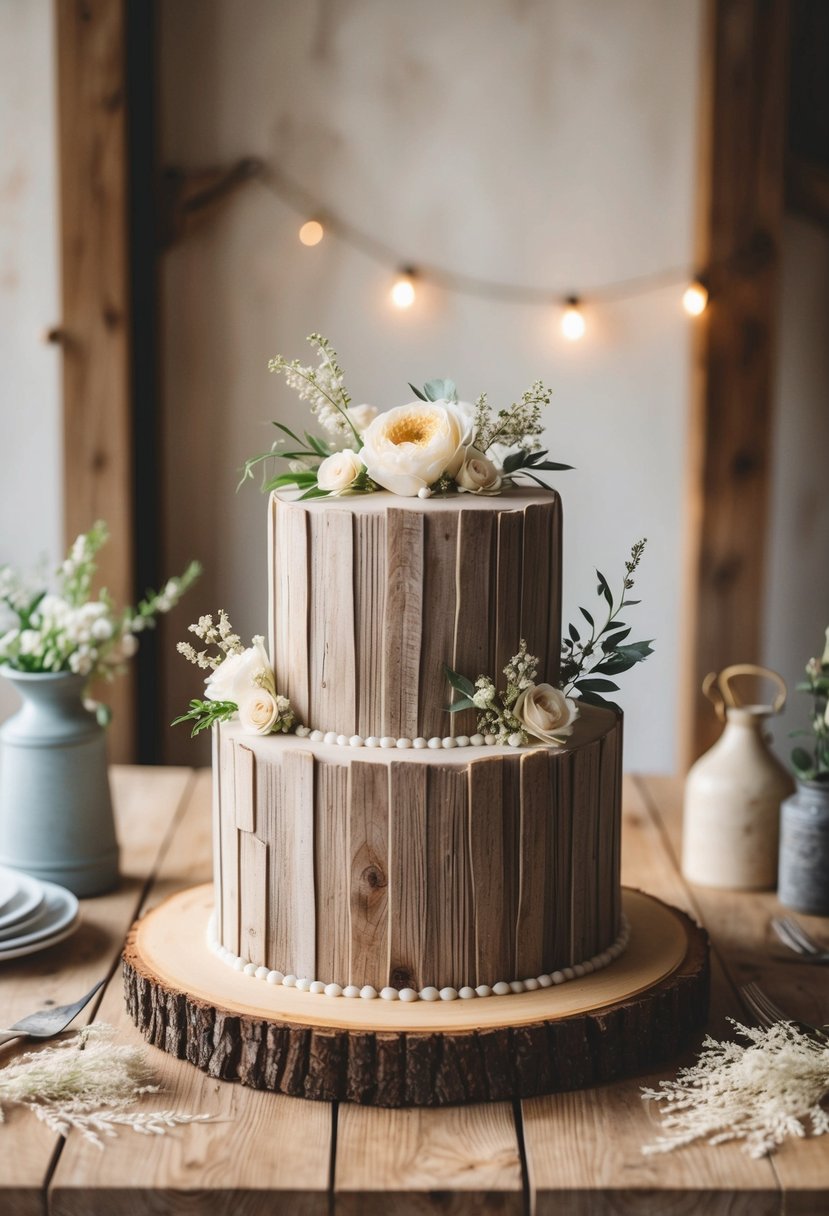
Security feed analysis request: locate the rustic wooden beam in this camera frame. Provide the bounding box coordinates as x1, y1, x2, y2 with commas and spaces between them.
55, 0, 135, 761
681, 0, 790, 768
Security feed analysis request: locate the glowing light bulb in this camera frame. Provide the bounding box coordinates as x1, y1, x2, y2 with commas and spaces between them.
682, 280, 708, 316
299, 219, 324, 246
390, 270, 416, 309
561, 297, 585, 341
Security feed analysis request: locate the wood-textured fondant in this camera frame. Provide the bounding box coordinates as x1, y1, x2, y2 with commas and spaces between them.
268, 489, 563, 741
215, 705, 622, 991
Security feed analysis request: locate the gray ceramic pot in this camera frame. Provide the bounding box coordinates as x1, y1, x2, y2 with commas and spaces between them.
0, 669, 119, 896
778, 778, 829, 915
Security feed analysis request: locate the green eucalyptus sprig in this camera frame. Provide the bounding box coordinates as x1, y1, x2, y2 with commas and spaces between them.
171, 698, 238, 738
789, 628, 829, 782
560, 538, 653, 713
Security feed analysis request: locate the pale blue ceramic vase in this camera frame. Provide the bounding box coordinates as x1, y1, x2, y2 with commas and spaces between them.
0, 669, 119, 896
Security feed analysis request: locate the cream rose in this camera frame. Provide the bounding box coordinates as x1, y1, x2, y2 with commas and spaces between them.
237, 688, 280, 735
204, 636, 274, 703
514, 683, 579, 744
359, 400, 474, 497
317, 449, 363, 494
346, 404, 378, 433
456, 447, 502, 494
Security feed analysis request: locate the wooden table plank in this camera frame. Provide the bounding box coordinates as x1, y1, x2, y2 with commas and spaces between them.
334, 1103, 524, 1216
522, 776, 780, 1215
640, 775, 829, 1215
0, 766, 193, 1216
49, 771, 332, 1216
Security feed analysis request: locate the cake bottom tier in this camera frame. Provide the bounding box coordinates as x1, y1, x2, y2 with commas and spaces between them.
213, 706, 622, 993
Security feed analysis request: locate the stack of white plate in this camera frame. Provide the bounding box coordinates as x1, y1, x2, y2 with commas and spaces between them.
0, 866, 80, 961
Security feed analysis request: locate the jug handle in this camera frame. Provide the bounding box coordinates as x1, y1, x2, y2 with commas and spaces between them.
703, 664, 787, 721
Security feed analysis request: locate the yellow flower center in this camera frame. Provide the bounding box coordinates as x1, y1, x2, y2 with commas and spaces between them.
387, 410, 441, 447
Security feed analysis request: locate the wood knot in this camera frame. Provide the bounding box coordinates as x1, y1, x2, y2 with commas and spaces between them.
102, 303, 121, 330
390, 966, 413, 989
362, 865, 386, 891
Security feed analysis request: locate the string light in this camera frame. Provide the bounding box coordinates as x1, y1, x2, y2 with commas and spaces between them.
299, 219, 324, 246
682, 279, 709, 316
390, 268, 417, 310
561, 297, 586, 341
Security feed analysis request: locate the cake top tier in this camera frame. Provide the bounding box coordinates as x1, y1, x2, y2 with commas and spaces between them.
268, 486, 562, 742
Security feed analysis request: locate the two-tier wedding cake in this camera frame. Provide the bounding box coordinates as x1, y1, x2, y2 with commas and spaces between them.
124, 339, 708, 1105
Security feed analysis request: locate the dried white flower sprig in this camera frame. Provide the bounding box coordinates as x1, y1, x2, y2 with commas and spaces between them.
0, 1024, 210, 1149
174, 610, 297, 738
642, 1019, 829, 1159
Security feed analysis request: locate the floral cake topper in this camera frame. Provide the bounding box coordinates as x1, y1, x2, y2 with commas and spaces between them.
240, 334, 572, 500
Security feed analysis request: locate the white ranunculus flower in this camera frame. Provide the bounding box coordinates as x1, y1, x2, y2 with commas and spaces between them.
204, 636, 275, 703
346, 404, 378, 433
456, 447, 502, 494
359, 399, 474, 497
317, 449, 364, 494
238, 688, 280, 735
514, 683, 579, 744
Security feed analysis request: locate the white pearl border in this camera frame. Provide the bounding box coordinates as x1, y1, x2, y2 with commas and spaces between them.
293, 725, 518, 749
207, 915, 630, 1003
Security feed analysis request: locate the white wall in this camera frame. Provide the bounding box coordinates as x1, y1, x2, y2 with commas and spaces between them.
159, 0, 703, 768
0, 0, 61, 722
763, 215, 829, 759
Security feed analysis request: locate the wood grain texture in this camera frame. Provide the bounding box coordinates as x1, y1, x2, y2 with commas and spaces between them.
257, 746, 315, 977
348, 760, 389, 987
334, 1103, 523, 1216
494, 509, 523, 681
57, 0, 134, 762
238, 832, 268, 967
233, 741, 256, 832
309, 508, 356, 735
549, 748, 573, 968
425, 765, 474, 990
211, 725, 223, 945
468, 757, 519, 987
682, 0, 790, 764
388, 761, 428, 991
272, 500, 310, 721
219, 730, 239, 955
452, 508, 495, 736
383, 509, 424, 738
516, 749, 551, 978
521, 502, 554, 683
418, 510, 459, 739
314, 760, 350, 983
570, 740, 601, 962
354, 509, 386, 738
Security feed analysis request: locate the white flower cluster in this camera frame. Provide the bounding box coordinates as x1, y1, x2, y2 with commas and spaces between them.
0, 522, 199, 686
453, 641, 579, 747
269, 334, 356, 443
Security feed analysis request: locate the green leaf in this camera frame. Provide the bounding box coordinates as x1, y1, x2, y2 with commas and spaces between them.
521, 472, 554, 490
423, 378, 457, 402
298, 486, 331, 501
791, 746, 815, 777
530, 460, 574, 471
577, 689, 622, 715
596, 570, 613, 607
503, 450, 529, 473
408, 383, 428, 401
592, 654, 641, 675
447, 697, 475, 713
271, 422, 305, 446
568, 621, 580, 643
621, 599, 641, 607
603, 627, 631, 649
305, 432, 332, 458
264, 471, 318, 490
577, 677, 620, 693
444, 664, 476, 699
580, 607, 595, 627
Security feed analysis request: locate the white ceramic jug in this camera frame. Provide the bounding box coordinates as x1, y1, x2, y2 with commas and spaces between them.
682, 665, 795, 890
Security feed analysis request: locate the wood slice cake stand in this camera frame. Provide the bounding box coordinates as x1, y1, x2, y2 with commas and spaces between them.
123, 886, 708, 1107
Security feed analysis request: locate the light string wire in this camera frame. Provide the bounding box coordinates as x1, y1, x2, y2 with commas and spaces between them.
254, 164, 699, 307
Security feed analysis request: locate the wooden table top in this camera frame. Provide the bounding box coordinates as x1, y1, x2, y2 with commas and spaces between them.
1, 767, 827, 1215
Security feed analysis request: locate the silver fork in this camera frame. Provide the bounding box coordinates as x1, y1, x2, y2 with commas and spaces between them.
0, 978, 106, 1047
771, 916, 829, 962
740, 981, 828, 1043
